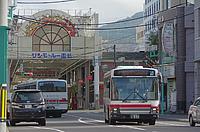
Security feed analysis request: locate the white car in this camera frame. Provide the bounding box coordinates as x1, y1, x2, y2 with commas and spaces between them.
188, 97, 200, 126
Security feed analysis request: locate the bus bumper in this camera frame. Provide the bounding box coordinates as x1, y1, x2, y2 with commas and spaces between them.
110, 113, 158, 122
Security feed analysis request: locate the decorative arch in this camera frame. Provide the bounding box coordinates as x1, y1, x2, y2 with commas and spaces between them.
18, 9, 78, 52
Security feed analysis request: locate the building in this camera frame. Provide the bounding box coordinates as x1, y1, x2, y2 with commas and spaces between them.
144, 0, 160, 39
194, 0, 200, 99
8, 8, 102, 110
158, 2, 195, 113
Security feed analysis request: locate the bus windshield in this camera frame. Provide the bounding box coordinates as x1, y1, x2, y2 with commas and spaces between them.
38, 81, 66, 92
112, 77, 158, 101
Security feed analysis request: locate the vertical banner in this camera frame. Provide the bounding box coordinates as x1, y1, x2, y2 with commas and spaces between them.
0, 89, 7, 121
162, 22, 175, 56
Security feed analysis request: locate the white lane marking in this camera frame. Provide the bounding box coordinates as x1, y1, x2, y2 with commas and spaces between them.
115, 125, 146, 131
47, 120, 80, 124
78, 118, 95, 125
32, 126, 64, 132
66, 114, 104, 123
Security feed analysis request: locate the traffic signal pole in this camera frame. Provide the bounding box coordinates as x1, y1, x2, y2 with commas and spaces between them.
0, 0, 8, 131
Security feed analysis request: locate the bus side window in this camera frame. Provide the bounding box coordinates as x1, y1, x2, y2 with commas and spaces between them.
106, 80, 110, 98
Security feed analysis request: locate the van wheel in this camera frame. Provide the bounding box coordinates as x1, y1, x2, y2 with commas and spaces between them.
189, 115, 195, 126
39, 119, 46, 126
10, 120, 16, 126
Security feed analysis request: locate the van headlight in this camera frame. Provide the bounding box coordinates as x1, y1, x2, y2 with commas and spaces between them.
37, 102, 46, 109
12, 103, 22, 109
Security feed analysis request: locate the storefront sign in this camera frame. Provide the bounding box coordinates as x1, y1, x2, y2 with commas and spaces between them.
32, 52, 72, 59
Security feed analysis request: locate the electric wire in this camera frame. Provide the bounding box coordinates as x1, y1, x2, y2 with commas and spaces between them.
15, 2, 187, 26
17, 0, 75, 4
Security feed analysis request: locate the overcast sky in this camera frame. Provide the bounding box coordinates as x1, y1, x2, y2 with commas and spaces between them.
16, 0, 144, 23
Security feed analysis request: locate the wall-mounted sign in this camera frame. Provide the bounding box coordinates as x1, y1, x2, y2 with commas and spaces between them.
32, 52, 72, 59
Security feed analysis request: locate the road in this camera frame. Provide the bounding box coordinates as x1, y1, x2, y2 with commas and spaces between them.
8, 110, 200, 132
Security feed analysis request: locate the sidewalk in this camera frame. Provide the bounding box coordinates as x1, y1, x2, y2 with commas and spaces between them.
159, 113, 188, 122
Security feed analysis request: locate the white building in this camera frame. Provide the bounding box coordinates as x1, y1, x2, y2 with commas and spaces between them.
144, 0, 160, 39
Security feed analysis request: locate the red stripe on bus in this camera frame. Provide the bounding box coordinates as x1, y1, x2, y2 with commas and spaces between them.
47, 100, 57, 102
58, 100, 68, 103
47, 99, 68, 103
109, 104, 152, 109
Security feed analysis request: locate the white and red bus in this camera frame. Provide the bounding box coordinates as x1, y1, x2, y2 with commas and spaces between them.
14, 79, 68, 117
103, 66, 161, 125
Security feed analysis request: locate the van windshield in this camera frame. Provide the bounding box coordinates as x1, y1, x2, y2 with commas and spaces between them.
13, 91, 43, 103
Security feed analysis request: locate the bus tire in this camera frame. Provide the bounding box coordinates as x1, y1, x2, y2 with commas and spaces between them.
149, 119, 156, 125
108, 118, 116, 125
105, 119, 108, 123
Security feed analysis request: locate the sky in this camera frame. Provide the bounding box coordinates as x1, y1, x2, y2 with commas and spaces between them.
16, 0, 144, 23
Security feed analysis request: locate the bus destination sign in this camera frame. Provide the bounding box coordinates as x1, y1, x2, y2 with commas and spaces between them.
114, 69, 156, 76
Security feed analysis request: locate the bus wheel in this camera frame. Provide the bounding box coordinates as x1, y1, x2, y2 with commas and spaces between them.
105, 119, 108, 123
138, 121, 142, 125
149, 119, 155, 125
108, 118, 116, 125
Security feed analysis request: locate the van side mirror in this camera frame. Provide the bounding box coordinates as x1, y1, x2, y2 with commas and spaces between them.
7, 99, 10, 103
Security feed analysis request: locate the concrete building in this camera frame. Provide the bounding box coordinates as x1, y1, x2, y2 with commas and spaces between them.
194, 0, 200, 99
158, 3, 194, 112
144, 0, 160, 38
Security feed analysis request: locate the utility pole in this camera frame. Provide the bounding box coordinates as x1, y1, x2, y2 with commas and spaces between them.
113, 44, 116, 68
0, 0, 8, 131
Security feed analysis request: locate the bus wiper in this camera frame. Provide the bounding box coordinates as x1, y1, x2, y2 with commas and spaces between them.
122, 90, 135, 102
122, 90, 147, 102
136, 92, 148, 102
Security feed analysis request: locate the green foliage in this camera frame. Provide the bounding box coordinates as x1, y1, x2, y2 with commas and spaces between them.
148, 31, 159, 46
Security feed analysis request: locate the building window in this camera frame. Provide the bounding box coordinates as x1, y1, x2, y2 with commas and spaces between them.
32, 24, 71, 52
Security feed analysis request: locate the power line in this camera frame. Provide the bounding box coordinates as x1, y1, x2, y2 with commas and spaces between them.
17, 0, 75, 4
15, 2, 187, 26
15, 10, 193, 31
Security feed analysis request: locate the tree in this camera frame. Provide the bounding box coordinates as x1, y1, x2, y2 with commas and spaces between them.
148, 31, 159, 46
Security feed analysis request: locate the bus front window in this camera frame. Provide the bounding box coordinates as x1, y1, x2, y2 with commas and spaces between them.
112, 77, 158, 101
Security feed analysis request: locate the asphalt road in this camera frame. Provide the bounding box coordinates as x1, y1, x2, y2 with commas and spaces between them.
7, 110, 200, 132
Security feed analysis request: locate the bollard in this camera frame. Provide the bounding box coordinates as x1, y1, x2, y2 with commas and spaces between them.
0, 84, 8, 132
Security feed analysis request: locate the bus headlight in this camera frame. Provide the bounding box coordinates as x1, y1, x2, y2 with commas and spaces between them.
151, 107, 158, 114
112, 108, 119, 114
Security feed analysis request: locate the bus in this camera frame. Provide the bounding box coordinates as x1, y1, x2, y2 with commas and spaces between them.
103, 66, 161, 125
14, 79, 68, 117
